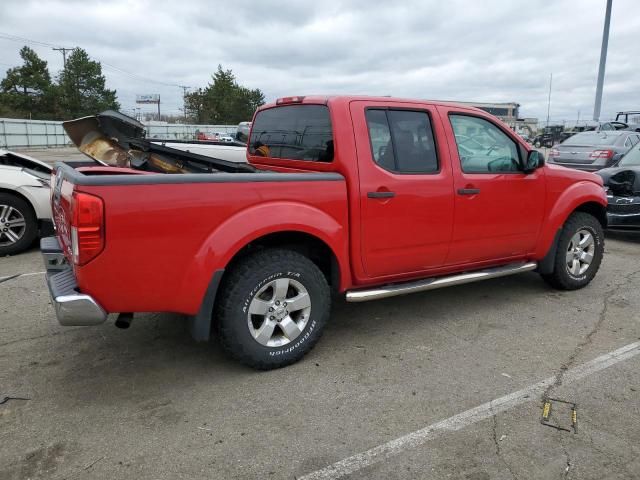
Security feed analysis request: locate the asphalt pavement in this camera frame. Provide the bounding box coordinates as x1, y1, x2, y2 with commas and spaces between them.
1, 232, 639, 479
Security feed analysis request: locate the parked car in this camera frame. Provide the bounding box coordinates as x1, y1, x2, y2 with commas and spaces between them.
596, 141, 640, 229
42, 96, 607, 370
548, 130, 640, 171
0, 149, 54, 255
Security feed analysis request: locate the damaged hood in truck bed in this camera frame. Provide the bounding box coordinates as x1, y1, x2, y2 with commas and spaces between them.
63, 110, 255, 174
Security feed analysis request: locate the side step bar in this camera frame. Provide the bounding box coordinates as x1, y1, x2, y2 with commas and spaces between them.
345, 261, 538, 303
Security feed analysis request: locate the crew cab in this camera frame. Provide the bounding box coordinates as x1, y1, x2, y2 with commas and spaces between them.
42, 96, 608, 369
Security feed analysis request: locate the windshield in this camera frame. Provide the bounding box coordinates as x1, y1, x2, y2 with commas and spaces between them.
562, 131, 623, 146
619, 142, 640, 167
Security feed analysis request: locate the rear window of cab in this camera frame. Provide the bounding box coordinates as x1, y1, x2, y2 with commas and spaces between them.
249, 105, 334, 162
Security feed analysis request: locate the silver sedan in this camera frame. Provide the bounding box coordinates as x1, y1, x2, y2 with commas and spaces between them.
548, 131, 640, 172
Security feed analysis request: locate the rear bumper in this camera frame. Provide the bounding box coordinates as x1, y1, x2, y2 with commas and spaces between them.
549, 161, 601, 172
41, 237, 107, 326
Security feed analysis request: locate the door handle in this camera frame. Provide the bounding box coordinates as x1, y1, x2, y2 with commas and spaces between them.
367, 191, 396, 199
457, 188, 480, 195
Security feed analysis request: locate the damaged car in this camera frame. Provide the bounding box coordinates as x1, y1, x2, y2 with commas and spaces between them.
0, 149, 54, 255
597, 141, 640, 230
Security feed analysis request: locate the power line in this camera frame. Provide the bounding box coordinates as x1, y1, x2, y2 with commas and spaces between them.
0, 31, 184, 89
100, 61, 182, 87
0, 32, 63, 49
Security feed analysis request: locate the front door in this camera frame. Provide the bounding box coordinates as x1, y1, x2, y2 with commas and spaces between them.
441, 108, 546, 265
350, 101, 455, 278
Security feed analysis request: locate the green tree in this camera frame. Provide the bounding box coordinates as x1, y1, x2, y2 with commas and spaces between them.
0, 46, 56, 119
57, 48, 119, 119
185, 65, 265, 124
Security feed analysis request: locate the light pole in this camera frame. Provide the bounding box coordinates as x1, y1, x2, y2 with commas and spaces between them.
546, 73, 552, 127
593, 0, 613, 121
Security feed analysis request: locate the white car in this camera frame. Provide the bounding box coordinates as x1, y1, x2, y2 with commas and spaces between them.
0, 149, 53, 255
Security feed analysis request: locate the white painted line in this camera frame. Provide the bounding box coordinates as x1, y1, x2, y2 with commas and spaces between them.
0, 271, 45, 284
300, 341, 640, 480
18, 271, 46, 277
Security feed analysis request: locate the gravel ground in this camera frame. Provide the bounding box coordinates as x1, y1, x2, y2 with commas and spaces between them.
0, 232, 639, 479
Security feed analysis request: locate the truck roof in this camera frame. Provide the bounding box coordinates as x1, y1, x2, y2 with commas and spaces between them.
262, 95, 488, 114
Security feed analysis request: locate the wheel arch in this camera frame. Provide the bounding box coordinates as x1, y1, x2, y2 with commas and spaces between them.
537, 197, 607, 274
573, 201, 607, 229
223, 230, 342, 291
535, 182, 607, 261
188, 229, 345, 343
0, 187, 37, 219
184, 201, 350, 342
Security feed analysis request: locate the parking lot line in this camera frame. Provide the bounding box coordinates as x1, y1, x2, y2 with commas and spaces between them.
0, 271, 45, 284
300, 341, 640, 480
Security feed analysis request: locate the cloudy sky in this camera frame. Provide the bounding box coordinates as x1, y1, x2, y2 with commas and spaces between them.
0, 0, 637, 123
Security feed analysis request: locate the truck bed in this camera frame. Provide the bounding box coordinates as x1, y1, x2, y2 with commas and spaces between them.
52, 163, 348, 316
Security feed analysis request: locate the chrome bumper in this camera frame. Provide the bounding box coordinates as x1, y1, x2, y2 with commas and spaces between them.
41, 237, 107, 326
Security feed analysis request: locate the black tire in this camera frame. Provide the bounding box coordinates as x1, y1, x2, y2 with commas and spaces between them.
0, 193, 38, 256
215, 248, 331, 370
541, 212, 604, 290
534, 140, 542, 148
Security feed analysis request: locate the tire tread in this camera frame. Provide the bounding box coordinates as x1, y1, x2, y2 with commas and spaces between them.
214, 248, 330, 370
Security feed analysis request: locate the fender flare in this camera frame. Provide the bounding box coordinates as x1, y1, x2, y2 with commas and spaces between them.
182, 201, 349, 340
535, 181, 607, 263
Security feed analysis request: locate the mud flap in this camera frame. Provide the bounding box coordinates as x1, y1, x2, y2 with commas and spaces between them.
188, 269, 225, 342
536, 228, 562, 275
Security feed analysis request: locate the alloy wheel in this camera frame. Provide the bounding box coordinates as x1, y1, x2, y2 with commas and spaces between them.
0, 205, 27, 247
247, 277, 312, 347
565, 229, 595, 277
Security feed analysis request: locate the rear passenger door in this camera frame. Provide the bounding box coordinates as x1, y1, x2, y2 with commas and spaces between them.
350, 101, 455, 278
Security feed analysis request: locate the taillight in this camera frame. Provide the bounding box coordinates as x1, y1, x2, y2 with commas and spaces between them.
590, 149, 614, 159
549, 148, 560, 157
70, 192, 104, 265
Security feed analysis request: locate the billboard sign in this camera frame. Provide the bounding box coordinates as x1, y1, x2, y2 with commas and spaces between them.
136, 94, 160, 104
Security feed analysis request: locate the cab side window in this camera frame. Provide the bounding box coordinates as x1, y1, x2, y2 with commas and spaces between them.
450, 115, 521, 173
365, 109, 439, 174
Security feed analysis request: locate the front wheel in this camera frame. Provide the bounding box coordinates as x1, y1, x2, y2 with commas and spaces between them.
541, 212, 604, 290
215, 249, 331, 370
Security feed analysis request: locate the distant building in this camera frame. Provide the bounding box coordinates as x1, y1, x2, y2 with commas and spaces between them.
458, 101, 519, 123
459, 101, 538, 136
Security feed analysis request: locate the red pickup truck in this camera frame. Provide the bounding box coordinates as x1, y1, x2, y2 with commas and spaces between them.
43, 97, 607, 369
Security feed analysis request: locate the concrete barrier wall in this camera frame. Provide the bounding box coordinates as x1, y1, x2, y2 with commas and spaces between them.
0, 118, 237, 148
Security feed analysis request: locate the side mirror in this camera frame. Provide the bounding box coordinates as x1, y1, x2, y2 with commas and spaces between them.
523, 150, 544, 173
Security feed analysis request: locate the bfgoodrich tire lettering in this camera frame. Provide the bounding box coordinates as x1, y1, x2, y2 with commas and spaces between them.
215, 248, 330, 370
541, 212, 604, 290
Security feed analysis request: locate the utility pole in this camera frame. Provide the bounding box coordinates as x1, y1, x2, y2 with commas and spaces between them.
52, 47, 73, 68
593, 0, 613, 121
546, 73, 552, 127
157, 95, 161, 121
179, 85, 190, 121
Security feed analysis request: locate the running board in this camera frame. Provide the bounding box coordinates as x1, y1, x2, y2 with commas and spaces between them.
345, 262, 538, 302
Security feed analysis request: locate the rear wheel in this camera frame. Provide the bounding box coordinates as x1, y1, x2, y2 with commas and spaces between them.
541, 212, 604, 290
0, 193, 37, 256
215, 249, 331, 370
